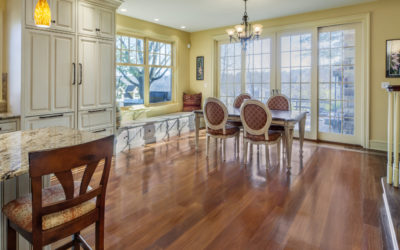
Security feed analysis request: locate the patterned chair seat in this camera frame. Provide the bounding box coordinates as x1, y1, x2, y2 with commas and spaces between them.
208, 125, 240, 136
245, 131, 282, 142
2, 182, 95, 232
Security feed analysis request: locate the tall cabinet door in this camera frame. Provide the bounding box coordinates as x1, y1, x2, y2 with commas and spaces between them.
53, 33, 76, 113
52, 0, 76, 33
98, 40, 114, 108
78, 36, 98, 111
98, 7, 115, 39
78, 1, 99, 37
24, 30, 52, 116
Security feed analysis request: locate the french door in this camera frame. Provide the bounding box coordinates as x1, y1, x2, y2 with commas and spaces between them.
218, 23, 362, 145
317, 24, 361, 144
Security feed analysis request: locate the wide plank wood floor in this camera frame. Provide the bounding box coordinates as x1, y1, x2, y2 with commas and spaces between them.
54, 130, 389, 249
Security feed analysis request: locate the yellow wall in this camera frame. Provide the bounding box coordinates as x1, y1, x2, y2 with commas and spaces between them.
116, 14, 191, 122
189, 0, 400, 149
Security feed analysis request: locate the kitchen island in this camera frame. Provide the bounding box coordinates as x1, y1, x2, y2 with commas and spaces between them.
0, 127, 106, 249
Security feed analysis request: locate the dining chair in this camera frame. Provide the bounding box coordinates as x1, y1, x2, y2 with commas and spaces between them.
2, 135, 114, 250
233, 93, 252, 109
204, 97, 240, 161
267, 94, 290, 154
228, 93, 252, 128
240, 99, 282, 168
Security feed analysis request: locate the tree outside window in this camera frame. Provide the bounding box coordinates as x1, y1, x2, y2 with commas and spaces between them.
116, 35, 173, 106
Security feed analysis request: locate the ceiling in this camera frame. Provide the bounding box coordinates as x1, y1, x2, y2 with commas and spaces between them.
117, 0, 375, 32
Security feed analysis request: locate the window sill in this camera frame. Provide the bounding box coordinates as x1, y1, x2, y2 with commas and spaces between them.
120, 102, 181, 122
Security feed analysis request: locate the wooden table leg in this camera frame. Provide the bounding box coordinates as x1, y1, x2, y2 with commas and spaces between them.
299, 116, 306, 163
284, 124, 294, 171
195, 113, 200, 151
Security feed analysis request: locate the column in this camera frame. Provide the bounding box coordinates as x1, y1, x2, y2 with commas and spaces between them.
388, 92, 394, 184
393, 93, 400, 187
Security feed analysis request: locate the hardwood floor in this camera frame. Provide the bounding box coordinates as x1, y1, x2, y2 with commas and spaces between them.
54, 130, 389, 249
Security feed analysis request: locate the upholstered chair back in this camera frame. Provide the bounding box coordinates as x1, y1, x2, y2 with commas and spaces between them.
267, 94, 290, 111
204, 97, 228, 133
240, 99, 272, 138
233, 93, 252, 109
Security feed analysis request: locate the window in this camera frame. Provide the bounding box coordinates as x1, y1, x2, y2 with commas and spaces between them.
279, 33, 312, 131
219, 38, 272, 106
116, 35, 173, 106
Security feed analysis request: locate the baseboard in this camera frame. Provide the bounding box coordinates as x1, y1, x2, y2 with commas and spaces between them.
370, 140, 389, 152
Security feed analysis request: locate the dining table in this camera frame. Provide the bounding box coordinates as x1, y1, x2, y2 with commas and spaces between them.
193, 108, 307, 171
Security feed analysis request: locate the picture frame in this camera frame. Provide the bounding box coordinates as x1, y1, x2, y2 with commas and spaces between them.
196, 56, 204, 80
386, 39, 400, 78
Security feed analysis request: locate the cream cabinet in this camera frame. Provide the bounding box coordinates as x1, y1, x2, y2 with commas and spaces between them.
24, 113, 75, 130
23, 29, 76, 117
78, 1, 115, 39
78, 37, 114, 111
25, 0, 76, 33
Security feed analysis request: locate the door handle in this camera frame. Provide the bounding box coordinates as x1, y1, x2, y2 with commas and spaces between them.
39, 114, 64, 119
79, 63, 82, 85
72, 63, 76, 85
88, 109, 106, 113
93, 129, 106, 133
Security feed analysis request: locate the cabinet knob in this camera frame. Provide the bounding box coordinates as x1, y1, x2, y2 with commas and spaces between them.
96, 28, 100, 32
51, 20, 56, 24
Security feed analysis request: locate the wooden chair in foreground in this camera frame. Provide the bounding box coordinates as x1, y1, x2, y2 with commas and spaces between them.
240, 99, 282, 168
204, 97, 240, 161
2, 135, 114, 250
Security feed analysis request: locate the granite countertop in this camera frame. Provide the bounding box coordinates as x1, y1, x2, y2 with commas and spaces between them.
0, 113, 20, 120
0, 127, 105, 181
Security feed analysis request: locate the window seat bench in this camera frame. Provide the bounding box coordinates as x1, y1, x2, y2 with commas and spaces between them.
116, 112, 195, 153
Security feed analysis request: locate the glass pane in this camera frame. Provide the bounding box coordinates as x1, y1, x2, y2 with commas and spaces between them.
319, 66, 330, 82
343, 66, 354, 83
301, 83, 311, 99
331, 31, 343, 48
281, 36, 290, 52
281, 68, 290, 82
301, 34, 312, 50
343, 47, 355, 65
116, 65, 144, 106
301, 50, 312, 67
343, 118, 354, 135
319, 84, 330, 100
281, 52, 291, 67
319, 49, 330, 65
291, 68, 301, 83
291, 35, 301, 51
291, 51, 301, 67
301, 67, 311, 82
149, 67, 172, 103
331, 48, 342, 65
343, 30, 355, 47
319, 32, 330, 49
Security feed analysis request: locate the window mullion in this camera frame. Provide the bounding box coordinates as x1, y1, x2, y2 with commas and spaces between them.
241, 48, 246, 93
144, 38, 150, 106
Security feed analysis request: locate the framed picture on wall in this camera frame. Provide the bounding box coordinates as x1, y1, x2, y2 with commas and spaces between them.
196, 56, 204, 80
386, 39, 400, 78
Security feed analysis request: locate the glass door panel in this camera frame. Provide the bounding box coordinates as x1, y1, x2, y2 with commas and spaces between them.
318, 24, 361, 144
219, 42, 242, 107
246, 38, 272, 103
278, 32, 313, 132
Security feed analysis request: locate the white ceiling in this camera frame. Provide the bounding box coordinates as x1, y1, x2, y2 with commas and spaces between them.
117, 0, 375, 32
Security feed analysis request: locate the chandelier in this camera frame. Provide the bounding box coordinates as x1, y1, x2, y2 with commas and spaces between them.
226, 0, 263, 50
